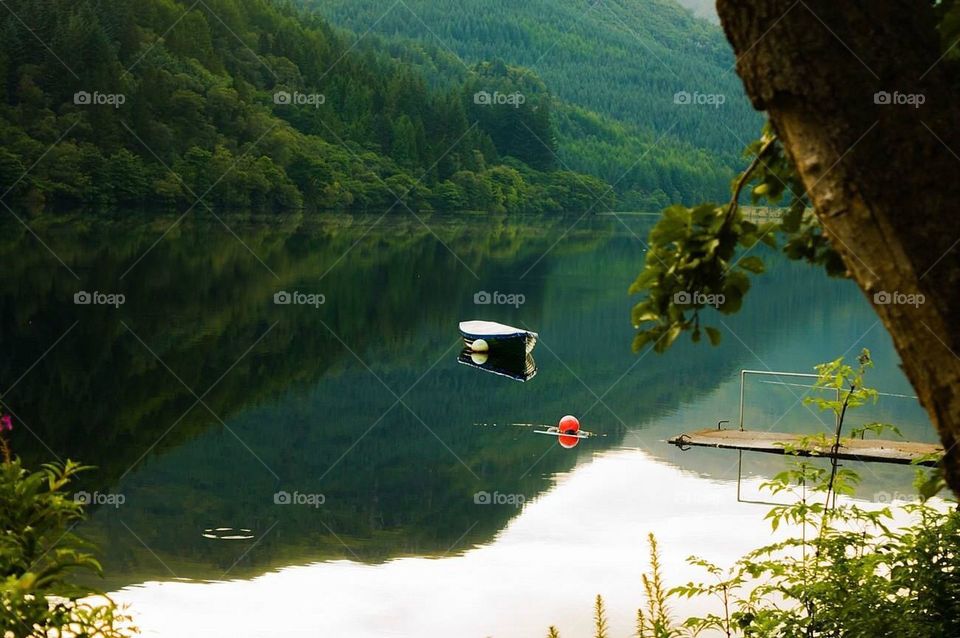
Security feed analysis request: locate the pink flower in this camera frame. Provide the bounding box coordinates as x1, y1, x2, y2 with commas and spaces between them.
0, 415, 11, 431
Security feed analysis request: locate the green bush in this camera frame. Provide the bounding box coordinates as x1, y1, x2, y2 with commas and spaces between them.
1, 418, 135, 638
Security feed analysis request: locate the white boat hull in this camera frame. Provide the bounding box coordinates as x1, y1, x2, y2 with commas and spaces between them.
459, 320, 538, 355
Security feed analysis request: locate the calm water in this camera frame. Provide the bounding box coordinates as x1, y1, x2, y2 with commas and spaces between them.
0, 211, 932, 637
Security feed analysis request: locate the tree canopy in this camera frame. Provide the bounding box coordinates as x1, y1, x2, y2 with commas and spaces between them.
299, 0, 764, 207
0, 0, 613, 213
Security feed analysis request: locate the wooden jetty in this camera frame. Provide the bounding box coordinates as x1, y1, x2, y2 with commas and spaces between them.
668, 428, 942, 466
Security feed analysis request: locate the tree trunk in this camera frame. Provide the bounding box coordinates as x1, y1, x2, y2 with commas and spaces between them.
716, 0, 960, 494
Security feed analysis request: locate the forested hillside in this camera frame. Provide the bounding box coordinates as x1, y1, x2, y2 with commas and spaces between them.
0, 0, 612, 212
300, 0, 762, 207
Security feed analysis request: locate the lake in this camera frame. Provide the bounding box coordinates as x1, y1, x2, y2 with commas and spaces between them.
0, 210, 932, 637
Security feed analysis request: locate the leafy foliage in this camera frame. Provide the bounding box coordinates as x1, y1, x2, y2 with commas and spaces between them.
667, 496, 960, 637
0, 0, 610, 213
556, 106, 736, 210
299, 0, 762, 206
630, 124, 847, 352
935, 0, 960, 63
627, 130, 785, 352
802, 349, 880, 425
549, 470, 960, 638
1, 456, 135, 637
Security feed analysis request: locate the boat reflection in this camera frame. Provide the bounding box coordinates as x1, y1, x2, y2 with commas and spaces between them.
457, 347, 538, 382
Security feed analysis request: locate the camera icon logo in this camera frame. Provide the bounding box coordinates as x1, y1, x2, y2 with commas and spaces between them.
873, 91, 891, 105
473, 290, 492, 305
274, 291, 292, 305
473, 91, 492, 105
873, 291, 892, 305
74, 91, 92, 105
274, 490, 292, 505
273, 90, 292, 105
673, 90, 691, 105
74, 291, 92, 305
473, 490, 491, 504
74, 490, 92, 505
673, 291, 692, 304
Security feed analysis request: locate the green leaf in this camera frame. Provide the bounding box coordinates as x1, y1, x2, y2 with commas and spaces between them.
781, 202, 804, 232
656, 324, 682, 352
738, 255, 765, 274
757, 222, 779, 246
705, 326, 722, 346
632, 331, 655, 353
651, 205, 691, 244
723, 269, 751, 295
628, 267, 659, 295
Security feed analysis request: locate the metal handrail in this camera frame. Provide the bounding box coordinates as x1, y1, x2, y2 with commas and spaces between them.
734, 369, 919, 505
738, 369, 827, 431
735, 370, 833, 504
756, 379, 919, 400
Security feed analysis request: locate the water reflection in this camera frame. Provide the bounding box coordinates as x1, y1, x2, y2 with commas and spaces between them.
111, 448, 929, 638
0, 211, 932, 604
457, 347, 538, 381
201, 527, 255, 541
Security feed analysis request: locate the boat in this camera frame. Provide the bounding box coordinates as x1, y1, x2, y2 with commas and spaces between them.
458, 320, 538, 355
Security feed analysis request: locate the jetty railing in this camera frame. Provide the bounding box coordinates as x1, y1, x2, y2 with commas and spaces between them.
738, 369, 836, 431
736, 369, 835, 506
732, 369, 922, 505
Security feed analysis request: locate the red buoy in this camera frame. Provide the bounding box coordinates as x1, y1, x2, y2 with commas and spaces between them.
558, 415, 580, 434
557, 415, 581, 448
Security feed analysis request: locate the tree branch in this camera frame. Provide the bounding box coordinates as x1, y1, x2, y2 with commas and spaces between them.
725, 134, 778, 222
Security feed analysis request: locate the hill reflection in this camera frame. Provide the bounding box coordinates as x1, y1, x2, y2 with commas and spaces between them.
0, 211, 928, 586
